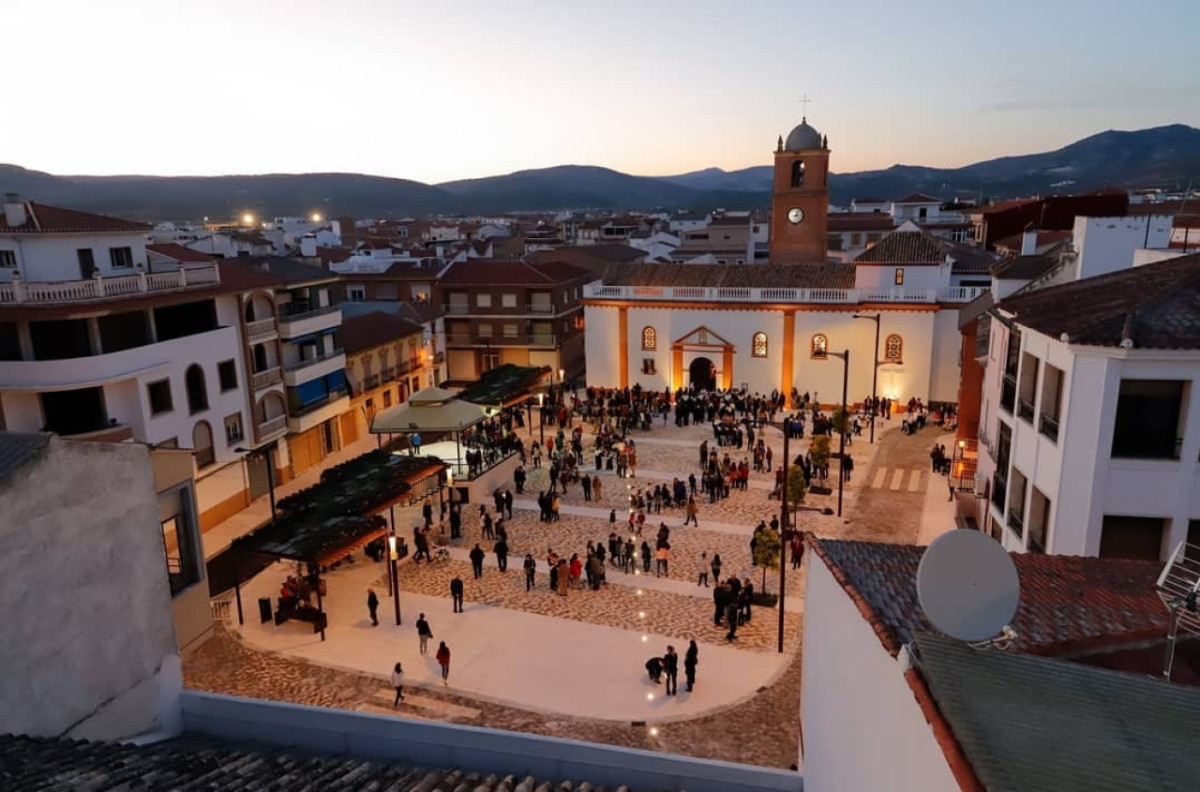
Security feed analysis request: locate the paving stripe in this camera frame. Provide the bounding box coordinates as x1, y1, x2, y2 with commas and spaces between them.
907, 470, 923, 492
871, 467, 888, 489
511, 499, 753, 536
889, 469, 905, 490
372, 690, 481, 719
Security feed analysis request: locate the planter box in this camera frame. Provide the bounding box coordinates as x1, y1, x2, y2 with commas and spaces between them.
751, 592, 778, 608
809, 485, 833, 496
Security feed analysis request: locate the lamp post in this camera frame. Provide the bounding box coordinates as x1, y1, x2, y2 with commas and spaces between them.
826, 350, 850, 518
526, 397, 534, 437
558, 368, 566, 399
777, 418, 791, 654
388, 534, 401, 625
537, 393, 545, 444
234, 444, 277, 627
853, 313, 881, 444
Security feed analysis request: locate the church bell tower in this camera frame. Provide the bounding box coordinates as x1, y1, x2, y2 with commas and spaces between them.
769, 117, 830, 264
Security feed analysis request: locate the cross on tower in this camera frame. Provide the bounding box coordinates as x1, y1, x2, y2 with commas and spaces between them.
798, 94, 811, 119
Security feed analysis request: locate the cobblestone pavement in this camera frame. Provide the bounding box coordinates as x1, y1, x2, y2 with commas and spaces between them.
185, 622, 802, 769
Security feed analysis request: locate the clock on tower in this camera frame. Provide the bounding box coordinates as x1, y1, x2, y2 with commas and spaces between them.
769, 116, 830, 264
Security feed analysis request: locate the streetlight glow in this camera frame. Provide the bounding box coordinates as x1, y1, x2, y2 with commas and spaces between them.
311, 212, 323, 222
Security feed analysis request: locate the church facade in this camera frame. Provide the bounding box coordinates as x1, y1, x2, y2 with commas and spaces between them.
582, 117, 988, 405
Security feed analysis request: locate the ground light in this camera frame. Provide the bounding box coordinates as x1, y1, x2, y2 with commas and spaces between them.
649, 727, 660, 737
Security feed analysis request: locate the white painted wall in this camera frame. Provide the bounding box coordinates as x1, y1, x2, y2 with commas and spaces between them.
853, 262, 951, 291
802, 555, 959, 792
1073, 215, 1172, 281
0, 230, 150, 281
0, 437, 182, 740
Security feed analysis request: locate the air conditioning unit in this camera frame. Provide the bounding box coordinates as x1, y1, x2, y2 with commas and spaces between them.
973, 473, 989, 497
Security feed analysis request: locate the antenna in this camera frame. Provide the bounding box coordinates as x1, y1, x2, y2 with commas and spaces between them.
917, 530, 1020, 644
1156, 541, 1200, 681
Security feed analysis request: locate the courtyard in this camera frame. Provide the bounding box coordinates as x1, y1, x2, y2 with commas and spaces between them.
186, 401, 957, 768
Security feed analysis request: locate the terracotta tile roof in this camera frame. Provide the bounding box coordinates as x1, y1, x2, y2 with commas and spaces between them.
996, 253, 1200, 348
440, 260, 592, 286
311, 246, 354, 266
808, 537, 1170, 658
0, 201, 150, 234
529, 244, 647, 267
599, 262, 855, 290
340, 311, 424, 354
828, 214, 896, 232
146, 243, 216, 263
943, 241, 998, 275
222, 256, 338, 286
0, 734, 625, 792
989, 253, 1057, 280
853, 229, 945, 265
894, 193, 941, 204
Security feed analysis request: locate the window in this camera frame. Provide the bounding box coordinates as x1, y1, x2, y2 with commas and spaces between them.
478, 322, 493, 338
641, 326, 657, 351
502, 323, 519, 338
347, 285, 366, 302
185, 364, 208, 414
1100, 515, 1167, 561
1040, 364, 1063, 441
160, 486, 201, 595
192, 421, 215, 468
893, 268, 905, 286
884, 334, 903, 362
752, 332, 768, 358
76, 249, 95, 278
382, 389, 393, 408
1000, 329, 1021, 413
476, 293, 492, 308
791, 160, 805, 187
482, 352, 500, 371
148, 379, 173, 415
501, 293, 517, 308
224, 412, 244, 445
1017, 352, 1039, 423
109, 246, 133, 268
811, 334, 828, 359
642, 358, 657, 375
850, 233, 863, 247
1007, 468, 1027, 538
218, 359, 238, 391
1028, 488, 1051, 553
866, 233, 882, 244
0, 250, 15, 269
1111, 379, 1185, 460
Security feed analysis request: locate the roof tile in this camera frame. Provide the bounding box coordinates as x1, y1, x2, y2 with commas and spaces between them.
0, 201, 151, 234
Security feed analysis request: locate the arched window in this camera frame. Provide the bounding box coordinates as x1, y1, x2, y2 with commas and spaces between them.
885, 334, 904, 362
192, 421, 214, 468
185, 364, 209, 414
811, 333, 828, 359
791, 160, 806, 188
752, 332, 768, 358
641, 326, 657, 351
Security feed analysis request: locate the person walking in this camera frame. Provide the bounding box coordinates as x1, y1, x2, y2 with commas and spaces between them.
684, 641, 699, 692
366, 587, 379, 626
504, 488, 514, 519
469, 543, 486, 579
641, 540, 652, 574
449, 576, 464, 613
391, 662, 405, 706
662, 645, 679, 696
411, 432, 422, 456
435, 641, 451, 685
725, 598, 740, 642
684, 496, 699, 527
494, 538, 509, 572
581, 474, 592, 501
697, 551, 709, 587
523, 553, 537, 591
711, 552, 723, 584
655, 544, 670, 578
416, 613, 433, 655
593, 475, 602, 501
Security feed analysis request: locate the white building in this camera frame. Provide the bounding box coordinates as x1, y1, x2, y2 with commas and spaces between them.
975, 253, 1200, 558
668, 210, 711, 235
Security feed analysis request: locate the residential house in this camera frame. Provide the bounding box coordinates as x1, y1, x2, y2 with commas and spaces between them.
340, 310, 434, 439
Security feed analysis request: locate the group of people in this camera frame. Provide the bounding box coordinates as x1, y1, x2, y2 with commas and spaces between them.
645, 640, 699, 694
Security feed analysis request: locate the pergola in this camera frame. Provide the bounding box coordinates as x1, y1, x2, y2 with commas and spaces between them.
456, 364, 552, 409
370, 386, 492, 478
228, 450, 446, 640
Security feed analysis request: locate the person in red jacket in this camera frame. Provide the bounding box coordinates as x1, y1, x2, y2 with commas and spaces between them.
435, 641, 451, 685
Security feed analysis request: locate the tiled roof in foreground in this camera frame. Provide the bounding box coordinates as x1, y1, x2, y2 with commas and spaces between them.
808, 537, 1169, 657
0, 734, 632, 792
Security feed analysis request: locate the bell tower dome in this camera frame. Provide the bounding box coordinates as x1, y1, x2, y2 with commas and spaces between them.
769, 117, 830, 264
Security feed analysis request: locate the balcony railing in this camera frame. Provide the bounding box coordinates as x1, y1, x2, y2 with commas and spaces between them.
1017, 397, 1035, 423
582, 283, 987, 305
246, 317, 277, 342
446, 333, 557, 347
251, 366, 282, 391
285, 348, 344, 372
362, 373, 381, 391
0, 263, 221, 305
257, 414, 287, 439
380, 367, 396, 383
1000, 374, 1017, 413
291, 387, 349, 416
991, 474, 1008, 511
526, 303, 555, 314
1039, 413, 1059, 442
446, 304, 471, 315
279, 302, 339, 322
1008, 511, 1024, 538
433, 351, 445, 364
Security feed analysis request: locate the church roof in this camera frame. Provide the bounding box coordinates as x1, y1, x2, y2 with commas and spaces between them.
785, 118, 823, 150
854, 229, 946, 265
599, 262, 855, 290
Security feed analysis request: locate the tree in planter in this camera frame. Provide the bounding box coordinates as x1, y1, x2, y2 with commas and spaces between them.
752, 524, 782, 593
831, 407, 851, 447
808, 435, 832, 489
786, 463, 808, 534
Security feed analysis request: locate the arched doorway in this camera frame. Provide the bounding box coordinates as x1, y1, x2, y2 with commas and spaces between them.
689, 356, 716, 391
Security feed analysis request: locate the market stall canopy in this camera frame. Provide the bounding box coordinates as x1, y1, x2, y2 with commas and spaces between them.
370, 386, 491, 434
455, 364, 551, 407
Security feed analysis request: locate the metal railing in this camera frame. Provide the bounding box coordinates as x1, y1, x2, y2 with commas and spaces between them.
285, 348, 344, 372
526, 303, 555, 314
257, 415, 287, 438
279, 302, 339, 322
1000, 374, 1017, 413
991, 473, 1007, 511
246, 317, 277, 342
0, 263, 221, 305
362, 373, 381, 391
582, 283, 987, 305
1039, 413, 1059, 442
251, 367, 282, 391
446, 333, 556, 347
1017, 397, 1035, 423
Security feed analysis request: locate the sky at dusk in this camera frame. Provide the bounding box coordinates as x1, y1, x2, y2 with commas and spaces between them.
7, 0, 1200, 183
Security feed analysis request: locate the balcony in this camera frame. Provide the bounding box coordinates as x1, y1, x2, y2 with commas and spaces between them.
446, 333, 557, 348
1000, 374, 1017, 413
277, 303, 341, 339
246, 317, 277, 343
362, 373, 381, 391
251, 366, 282, 391
380, 367, 396, 383
1017, 397, 1035, 423
446, 304, 471, 315
581, 282, 988, 305
283, 349, 345, 386
991, 474, 1008, 511
526, 303, 555, 314
1039, 413, 1059, 442
0, 263, 221, 305
256, 414, 287, 440
67, 423, 135, 443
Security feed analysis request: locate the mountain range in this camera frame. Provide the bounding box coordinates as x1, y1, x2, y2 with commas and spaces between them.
1, 125, 1197, 222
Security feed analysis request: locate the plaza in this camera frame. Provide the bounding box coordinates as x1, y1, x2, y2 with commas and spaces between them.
186, 399, 958, 769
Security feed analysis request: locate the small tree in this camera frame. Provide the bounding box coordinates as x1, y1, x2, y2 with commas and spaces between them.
786, 463, 807, 537
831, 407, 851, 438
809, 435, 831, 485
753, 525, 782, 591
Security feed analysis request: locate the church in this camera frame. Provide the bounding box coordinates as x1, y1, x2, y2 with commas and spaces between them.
582, 115, 988, 406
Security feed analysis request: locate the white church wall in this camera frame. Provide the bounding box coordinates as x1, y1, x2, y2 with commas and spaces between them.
853, 263, 951, 291
929, 309, 962, 403
584, 306, 621, 386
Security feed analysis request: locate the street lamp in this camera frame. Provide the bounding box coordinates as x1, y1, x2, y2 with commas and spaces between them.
526, 397, 534, 437
853, 313, 881, 444
777, 418, 792, 654
824, 350, 851, 518
537, 393, 545, 444
388, 534, 401, 625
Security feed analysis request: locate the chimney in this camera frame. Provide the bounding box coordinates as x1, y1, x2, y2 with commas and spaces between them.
4, 193, 27, 227
300, 236, 317, 257
1020, 224, 1038, 256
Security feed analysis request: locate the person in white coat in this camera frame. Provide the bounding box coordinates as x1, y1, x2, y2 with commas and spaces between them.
391, 662, 405, 706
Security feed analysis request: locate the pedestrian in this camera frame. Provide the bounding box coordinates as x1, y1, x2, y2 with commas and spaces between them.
366, 587, 379, 626
450, 576, 464, 613
449, 504, 462, 539
523, 553, 537, 591
435, 641, 451, 685
416, 612, 433, 654
504, 488, 514, 519
697, 551, 709, 587
422, 500, 433, 529
711, 552, 723, 584
494, 538, 509, 572
469, 543, 485, 579
646, 655, 663, 684
641, 540, 652, 574
685, 496, 699, 527
948, 476, 955, 502
655, 544, 670, 577
684, 640, 699, 692
581, 475, 592, 501
391, 661, 405, 706
725, 599, 739, 642
663, 645, 679, 696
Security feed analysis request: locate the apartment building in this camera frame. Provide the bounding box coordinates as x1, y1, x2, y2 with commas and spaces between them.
975, 254, 1200, 559
440, 260, 592, 383
340, 310, 433, 439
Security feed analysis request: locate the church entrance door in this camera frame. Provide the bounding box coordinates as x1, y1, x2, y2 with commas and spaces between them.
689, 357, 716, 391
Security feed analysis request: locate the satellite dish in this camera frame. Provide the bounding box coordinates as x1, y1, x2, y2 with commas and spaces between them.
917, 530, 1019, 642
